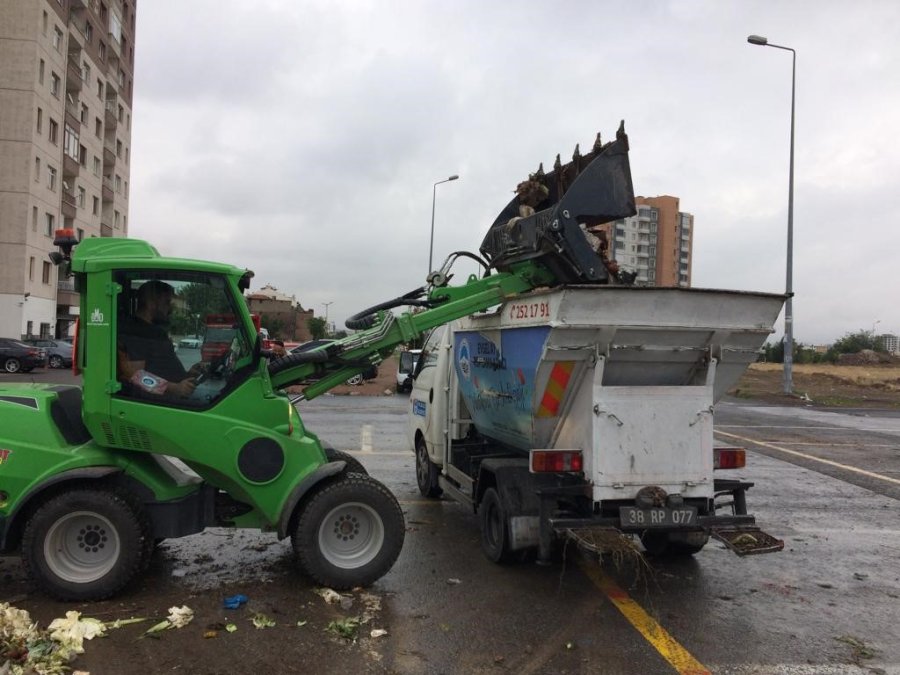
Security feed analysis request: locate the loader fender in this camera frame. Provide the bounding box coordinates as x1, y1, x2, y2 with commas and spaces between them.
0, 466, 121, 552
276, 461, 345, 539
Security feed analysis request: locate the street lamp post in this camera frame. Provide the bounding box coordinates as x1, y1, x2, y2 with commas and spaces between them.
748, 34, 796, 395
428, 174, 459, 276
322, 301, 333, 336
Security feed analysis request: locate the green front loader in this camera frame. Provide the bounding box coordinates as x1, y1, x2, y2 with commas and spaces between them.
0, 124, 635, 600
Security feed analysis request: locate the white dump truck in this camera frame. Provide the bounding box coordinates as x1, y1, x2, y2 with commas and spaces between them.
406, 284, 786, 562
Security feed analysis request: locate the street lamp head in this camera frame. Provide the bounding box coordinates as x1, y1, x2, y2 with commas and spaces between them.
448, 175, 459, 181
747, 34, 768, 46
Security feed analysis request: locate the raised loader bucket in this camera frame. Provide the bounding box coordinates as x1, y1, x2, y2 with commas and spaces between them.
480, 120, 636, 284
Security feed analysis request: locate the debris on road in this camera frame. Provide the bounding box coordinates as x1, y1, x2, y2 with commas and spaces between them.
251, 613, 276, 629
144, 605, 195, 637
223, 594, 248, 609
326, 617, 360, 641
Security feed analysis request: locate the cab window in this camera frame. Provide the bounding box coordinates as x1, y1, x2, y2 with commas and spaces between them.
114, 271, 252, 407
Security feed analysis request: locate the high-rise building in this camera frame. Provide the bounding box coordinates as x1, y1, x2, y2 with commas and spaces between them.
596, 195, 693, 287
0, 0, 136, 340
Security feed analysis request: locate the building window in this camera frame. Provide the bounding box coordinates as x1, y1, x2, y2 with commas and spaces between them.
49, 118, 59, 144
42, 11, 48, 34
115, 174, 121, 193
45, 213, 55, 236
92, 156, 101, 176
125, 146, 129, 164
77, 186, 86, 207
80, 103, 88, 123
116, 139, 122, 157
77, 228, 84, 241
95, 117, 102, 138
32, 206, 38, 231
122, 215, 127, 232
51, 72, 60, 97
97, 79, 103, 98
29, 257, 35, 281
85, 21, 93, 43
36, 107, 43, 133
79, 144, 87, 165
34, 157, 41, 181
99, 41, 106, 61
53, 26, 63, 51
114, 210, 120, 228
124, 180, 128, 198
47, 165, 57, 191
64, 124, 78, 158
42, 262, 52, 285
92, 196, 99, 215
39, 59, 45, 84
82, 61, 91, 83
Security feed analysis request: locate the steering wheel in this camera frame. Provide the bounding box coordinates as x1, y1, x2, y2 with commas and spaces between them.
195, 343, 235, 384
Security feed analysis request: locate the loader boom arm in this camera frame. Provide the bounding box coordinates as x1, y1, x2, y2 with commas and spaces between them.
268, 122, 636, 399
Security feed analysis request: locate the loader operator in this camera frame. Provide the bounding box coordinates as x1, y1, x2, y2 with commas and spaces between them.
117, 280, 203, 398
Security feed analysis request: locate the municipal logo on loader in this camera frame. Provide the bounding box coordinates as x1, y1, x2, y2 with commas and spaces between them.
0, 449, 11, 465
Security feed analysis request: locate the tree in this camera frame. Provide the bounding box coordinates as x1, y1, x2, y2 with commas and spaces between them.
308, 316, 328, 340
826, 329, 883, 362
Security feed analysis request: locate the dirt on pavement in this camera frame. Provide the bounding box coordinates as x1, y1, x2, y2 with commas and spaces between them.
728, 361, 900, 409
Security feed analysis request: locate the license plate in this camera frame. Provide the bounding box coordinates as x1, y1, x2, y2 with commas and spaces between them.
619, 506, 698, 528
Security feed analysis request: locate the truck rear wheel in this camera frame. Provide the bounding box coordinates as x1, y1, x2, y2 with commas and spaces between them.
21, 488, 151, 601
292, 474, 404, 589
641, 531, 709, 557
479, 487, 517, 564
415, 436, 442, 498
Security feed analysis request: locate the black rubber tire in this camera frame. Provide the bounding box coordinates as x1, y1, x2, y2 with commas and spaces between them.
345, 374, 364, 386
4, 358, 21, 373
640, 531, 709, 557
49, 355, 63, 369
415, 435, 442, 498
21, 488, 152, 601
479, 487, 517, 564
324, 446, 368, 475
292, 474, 404, 589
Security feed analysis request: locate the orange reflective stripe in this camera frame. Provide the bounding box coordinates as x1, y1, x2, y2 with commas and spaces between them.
536, 361, 574, 418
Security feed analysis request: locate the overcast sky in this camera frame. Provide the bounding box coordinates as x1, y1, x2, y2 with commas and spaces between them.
129, 0, 899, 345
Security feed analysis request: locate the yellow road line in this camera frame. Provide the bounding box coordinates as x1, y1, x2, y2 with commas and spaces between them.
715, 430, 900, 486
579, 561, 710, 675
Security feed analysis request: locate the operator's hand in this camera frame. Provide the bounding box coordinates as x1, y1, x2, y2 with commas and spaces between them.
168, 377, 197, 398
188, 362, 208, 377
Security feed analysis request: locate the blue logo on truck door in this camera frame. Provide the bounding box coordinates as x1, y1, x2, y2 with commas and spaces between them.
412, 399, 427, 417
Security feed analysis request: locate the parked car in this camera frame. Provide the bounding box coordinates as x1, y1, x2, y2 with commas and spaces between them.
0, 338, 47, 373
396, 349, 421, 393
177, 337, 202, 349
289, 339, 378, 385
22, 338, 73, 369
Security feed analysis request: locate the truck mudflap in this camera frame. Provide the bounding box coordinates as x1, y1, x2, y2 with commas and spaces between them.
709, 527, 785, 556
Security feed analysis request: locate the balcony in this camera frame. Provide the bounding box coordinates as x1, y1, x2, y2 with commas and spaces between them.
61, 188, 77, 219
102, 176, 114, 202
57, 279, 79, 307
104, 100, 118, 129
63, 154, 80, 180
103, 140, 116, 168
66, 60, 83, 92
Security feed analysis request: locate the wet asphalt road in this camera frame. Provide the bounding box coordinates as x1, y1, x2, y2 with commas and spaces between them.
2, 369, 899, 673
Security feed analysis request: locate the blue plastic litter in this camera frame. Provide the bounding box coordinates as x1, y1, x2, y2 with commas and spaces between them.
223, 594, 248, 609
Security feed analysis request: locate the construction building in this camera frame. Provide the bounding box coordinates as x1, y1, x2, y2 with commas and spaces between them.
595, 195, 693, 287
0, 0, 136, 340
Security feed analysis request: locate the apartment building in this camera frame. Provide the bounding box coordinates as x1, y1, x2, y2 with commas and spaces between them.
595, 195, 693, 287
0, 0, 136, 340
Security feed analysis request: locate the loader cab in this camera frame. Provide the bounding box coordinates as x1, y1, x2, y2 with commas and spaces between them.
113, 270, 254, 408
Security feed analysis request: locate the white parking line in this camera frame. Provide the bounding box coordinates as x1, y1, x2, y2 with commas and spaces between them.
715, 430, 900, 486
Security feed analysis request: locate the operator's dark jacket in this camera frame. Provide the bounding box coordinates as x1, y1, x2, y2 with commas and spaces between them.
119, 317, 188, 383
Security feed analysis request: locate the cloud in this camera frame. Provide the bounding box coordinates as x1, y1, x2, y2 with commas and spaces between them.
129, 0, 900, 344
